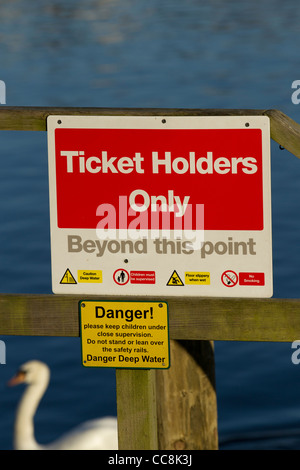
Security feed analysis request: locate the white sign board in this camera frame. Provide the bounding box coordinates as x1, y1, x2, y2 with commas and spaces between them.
47, 115, 272, 297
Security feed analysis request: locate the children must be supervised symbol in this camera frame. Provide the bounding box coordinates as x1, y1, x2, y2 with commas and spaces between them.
221, 270, 238, 287
113, 269, 129, 285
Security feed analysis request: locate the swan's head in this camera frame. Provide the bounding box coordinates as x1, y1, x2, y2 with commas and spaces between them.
7, 360, 50, 388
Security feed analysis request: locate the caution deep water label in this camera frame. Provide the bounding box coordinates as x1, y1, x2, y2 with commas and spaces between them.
78, 270, 102, 283
79, 300, 170, 369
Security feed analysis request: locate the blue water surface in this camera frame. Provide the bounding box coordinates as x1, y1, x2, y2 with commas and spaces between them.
1, 0, 300, 450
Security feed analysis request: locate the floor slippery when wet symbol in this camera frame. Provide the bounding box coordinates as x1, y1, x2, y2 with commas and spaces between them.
166, 270, 184, 286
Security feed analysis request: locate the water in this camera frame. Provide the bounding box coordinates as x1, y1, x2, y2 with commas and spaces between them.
1, 0, 300, 450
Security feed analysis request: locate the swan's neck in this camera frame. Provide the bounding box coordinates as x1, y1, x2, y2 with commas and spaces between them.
14, 381, 47, 450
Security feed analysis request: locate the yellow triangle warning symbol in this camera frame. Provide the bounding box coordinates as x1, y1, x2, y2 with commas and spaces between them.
60, 269, 77, 285
167, 270, 184, 286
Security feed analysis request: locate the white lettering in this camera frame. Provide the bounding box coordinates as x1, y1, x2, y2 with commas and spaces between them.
60, 150, 258, 175
129, 189, 150, 212
129, 189, 190, 217
152, 151, 257, 175
86, 156, 101, 173
152, 151, 172, 174
60, 151, 78, 172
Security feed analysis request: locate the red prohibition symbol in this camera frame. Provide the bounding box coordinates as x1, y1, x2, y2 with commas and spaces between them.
221, 270, 238, 287
113, 269, 129, 285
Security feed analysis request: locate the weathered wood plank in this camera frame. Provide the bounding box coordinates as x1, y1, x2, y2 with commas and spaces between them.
0, 294, 300, 342
0, 106, 300, 158
0, 106, 266, 131
267, 109, 300, 158
116, 369, 158, 450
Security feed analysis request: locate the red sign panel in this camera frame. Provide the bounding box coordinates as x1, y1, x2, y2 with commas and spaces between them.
54, 128, 263, 231
130, 271, 156, 284
239, 272, 265, 286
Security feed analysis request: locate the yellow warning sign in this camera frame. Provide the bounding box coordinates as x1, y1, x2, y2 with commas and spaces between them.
167, 270, 184, 286
60, 269, 77, 284
79, 300, 170, 369
185, 272, 210, 285
78, 270, 102, 283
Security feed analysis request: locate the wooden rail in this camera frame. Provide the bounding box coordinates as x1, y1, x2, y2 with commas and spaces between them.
1, 294, 300, 342
1, 106, 300, 450
0, 106, 300, 157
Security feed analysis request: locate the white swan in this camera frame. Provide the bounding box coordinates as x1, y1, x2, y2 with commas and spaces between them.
8, 360, 118, 450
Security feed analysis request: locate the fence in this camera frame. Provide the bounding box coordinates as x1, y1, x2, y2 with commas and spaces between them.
0, 106, 300, 449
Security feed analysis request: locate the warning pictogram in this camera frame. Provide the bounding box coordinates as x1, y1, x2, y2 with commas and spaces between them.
221, 270, 238, 287
167, 270, 184, 286
60, 269, 77, 284
113, 269, 129, 285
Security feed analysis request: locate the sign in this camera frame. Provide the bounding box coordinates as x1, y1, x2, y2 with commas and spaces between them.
47, 115, 272, 297
79, 300, 169, 369
221, 270, 238, 287
60, 268, 76, 285
166, 270, 184, 286
185, 272, 210, 285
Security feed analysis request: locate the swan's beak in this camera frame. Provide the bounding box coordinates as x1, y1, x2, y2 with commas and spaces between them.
7, 370, 26, 387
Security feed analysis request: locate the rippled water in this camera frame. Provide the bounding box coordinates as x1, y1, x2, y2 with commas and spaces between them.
1, 0, 300, 450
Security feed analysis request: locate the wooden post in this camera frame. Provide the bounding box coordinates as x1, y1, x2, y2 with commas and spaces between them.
156, 340, 218, 450
116, 369, 158, 450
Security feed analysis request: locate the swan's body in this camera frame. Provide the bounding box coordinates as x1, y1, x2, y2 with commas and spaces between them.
8, 360, 118, 450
